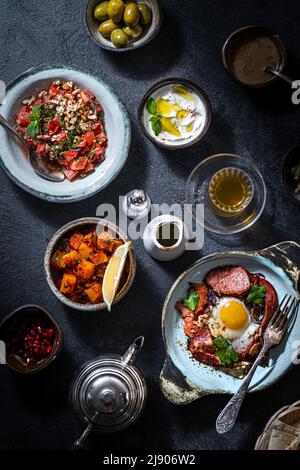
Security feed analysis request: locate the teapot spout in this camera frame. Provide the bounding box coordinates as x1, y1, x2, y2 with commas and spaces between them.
122, 336, 144, 365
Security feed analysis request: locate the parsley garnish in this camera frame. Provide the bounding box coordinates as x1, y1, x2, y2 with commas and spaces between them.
26, 105, 43, 138
43, 106, 56, 120
247, 284, 266, 305
64, 129, 76, 149
183, 288, 199, 311
213, 336, 239, 366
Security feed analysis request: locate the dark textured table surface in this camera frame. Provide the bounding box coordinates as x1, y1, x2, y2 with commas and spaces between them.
0, 0, 300, 451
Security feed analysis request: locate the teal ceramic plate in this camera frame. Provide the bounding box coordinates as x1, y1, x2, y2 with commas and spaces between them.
0, 65, 131, 202
160, 241, 300, 404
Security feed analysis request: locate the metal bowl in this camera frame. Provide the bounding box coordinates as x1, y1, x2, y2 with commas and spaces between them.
85, 0, 162, 52
44, 217, 136, 311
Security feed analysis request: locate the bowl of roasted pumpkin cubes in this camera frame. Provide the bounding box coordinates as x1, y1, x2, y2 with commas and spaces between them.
85, 0, 162, 51
44, 218, 136, 311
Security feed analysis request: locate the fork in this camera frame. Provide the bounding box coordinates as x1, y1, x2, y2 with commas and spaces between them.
216, 295, 299, 434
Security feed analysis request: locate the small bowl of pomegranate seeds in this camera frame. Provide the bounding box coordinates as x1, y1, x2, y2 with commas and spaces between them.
0, 304, 62, 373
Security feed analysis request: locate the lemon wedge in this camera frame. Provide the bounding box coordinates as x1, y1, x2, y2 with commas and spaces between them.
102, 241, 131, 311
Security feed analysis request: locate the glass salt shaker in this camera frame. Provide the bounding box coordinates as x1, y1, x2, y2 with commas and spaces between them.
122, 189, 151, 219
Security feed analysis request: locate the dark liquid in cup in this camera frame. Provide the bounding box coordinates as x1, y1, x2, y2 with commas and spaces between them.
156, 223, 180, 247
227, 29, 284, 86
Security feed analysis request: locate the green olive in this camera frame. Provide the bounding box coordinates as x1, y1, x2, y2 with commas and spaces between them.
94, 1, 109, 21
123, 24, 143, 39
123, 2, 140, 26
110, 28, 129, 47
107, 0, 124, 22
99, 19, 119, 37
137, 3, 152, 25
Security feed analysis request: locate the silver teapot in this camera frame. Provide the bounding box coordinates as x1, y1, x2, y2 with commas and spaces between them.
70, 336, 146, 448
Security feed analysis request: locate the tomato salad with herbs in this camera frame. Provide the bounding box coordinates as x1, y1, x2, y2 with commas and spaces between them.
15, 80, 107, 181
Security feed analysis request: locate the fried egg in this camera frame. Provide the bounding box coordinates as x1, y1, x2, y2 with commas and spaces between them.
208, 297, 259, 342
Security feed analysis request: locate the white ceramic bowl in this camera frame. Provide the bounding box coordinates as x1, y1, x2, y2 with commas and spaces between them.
0, 65, 131, 202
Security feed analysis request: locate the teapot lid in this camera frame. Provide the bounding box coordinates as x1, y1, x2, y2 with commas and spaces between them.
70, 354, 146, 433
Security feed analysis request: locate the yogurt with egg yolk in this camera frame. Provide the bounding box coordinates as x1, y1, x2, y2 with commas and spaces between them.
144, 84, 207, 145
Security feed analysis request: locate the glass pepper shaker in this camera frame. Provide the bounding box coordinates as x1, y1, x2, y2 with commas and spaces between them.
122, 189, 151, 220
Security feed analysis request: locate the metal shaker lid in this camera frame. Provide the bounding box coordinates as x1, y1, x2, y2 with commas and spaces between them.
70, 337, 147, 433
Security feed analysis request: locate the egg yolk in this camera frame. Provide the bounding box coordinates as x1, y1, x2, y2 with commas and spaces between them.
220, 301, 248, 330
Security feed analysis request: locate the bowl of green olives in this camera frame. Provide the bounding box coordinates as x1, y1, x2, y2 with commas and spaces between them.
85, 0, 162, 51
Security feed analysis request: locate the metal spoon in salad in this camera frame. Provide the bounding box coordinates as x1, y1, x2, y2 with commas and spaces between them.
0, 114, 65, 182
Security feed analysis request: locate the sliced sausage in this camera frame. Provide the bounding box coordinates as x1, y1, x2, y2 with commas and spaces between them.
258, 277, 279, 332
188, 328, 221, 365
205, 265, 251, 297
183, 317, 202, 339
189, 327, 216, 354
175, 301, 194, 319
176, 301, 201, 339
189, 350, 221, 366
191, 283, 209, 317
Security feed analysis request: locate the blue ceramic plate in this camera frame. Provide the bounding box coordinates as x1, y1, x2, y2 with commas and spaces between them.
0, 65, 131, 202
160, 242, 300, 404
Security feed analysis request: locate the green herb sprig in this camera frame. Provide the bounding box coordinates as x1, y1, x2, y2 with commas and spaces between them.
247, 284, 266, 306
146, 98, 162, 136
26, 105, 43, 138
183, 288, 199, 311
213, 336, 239, 366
